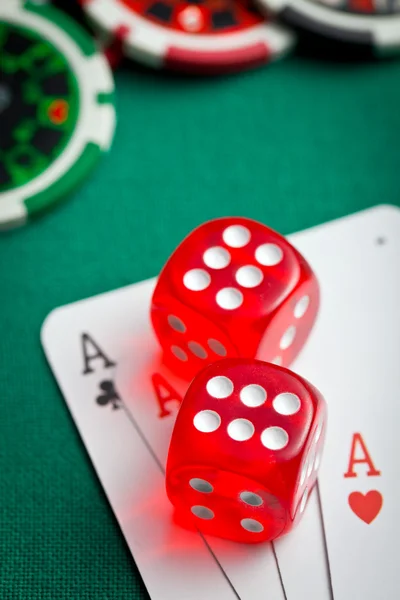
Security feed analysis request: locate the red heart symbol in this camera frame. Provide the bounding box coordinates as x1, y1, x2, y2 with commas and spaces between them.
348, 491, 383, 524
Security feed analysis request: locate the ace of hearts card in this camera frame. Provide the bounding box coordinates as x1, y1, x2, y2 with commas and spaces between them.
42, 205, 400, 599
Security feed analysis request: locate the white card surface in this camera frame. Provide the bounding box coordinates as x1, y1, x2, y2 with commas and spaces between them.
42, 204, 400, 600
291, 204, 400, 599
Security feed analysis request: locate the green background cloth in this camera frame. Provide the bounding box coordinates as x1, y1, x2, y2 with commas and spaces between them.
1, 3, 400, 598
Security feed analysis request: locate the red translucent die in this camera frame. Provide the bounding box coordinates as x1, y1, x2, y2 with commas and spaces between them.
151, 217, 319, 379
166, 358, 326, 544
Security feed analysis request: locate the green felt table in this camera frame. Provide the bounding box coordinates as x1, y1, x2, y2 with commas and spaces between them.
1, 4, 400, 598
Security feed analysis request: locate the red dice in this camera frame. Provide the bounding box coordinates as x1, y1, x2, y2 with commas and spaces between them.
166, 358, 326, 544
151, 218, 319, 379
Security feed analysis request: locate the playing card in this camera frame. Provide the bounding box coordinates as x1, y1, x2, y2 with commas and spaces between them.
112, 204, 400, 600
291, 204, 400, 599
42, 204, 399, 600
41, 287, 244, 600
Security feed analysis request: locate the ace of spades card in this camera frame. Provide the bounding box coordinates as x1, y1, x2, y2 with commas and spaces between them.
42, 205, 400, 600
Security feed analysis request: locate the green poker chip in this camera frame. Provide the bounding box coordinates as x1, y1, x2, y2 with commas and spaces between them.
0, 0, 116, 229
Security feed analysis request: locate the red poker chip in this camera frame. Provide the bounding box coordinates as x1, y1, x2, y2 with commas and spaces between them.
81, 0, 295, 74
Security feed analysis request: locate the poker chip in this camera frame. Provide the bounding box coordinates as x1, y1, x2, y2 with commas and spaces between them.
80, 0, 295, 74
0, 0, 116, 230
256, 0, 400, 55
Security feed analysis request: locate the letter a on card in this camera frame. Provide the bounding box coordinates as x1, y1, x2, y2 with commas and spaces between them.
344, 433, 381, 478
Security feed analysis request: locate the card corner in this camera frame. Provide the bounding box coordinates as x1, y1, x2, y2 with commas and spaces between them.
40, 306, 65, 348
